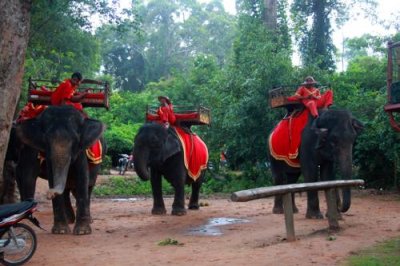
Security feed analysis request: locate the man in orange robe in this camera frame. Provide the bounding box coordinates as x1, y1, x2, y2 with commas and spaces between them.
51, 72, 86, 111
157, 96, 176, 127
287, 76, 333, 118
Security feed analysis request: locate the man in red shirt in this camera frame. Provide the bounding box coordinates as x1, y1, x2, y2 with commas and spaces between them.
287, 76, 333, 118
51, 72, 86, 111
157, 95, 176, 127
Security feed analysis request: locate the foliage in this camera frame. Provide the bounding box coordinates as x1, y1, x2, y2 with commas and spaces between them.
158, 238, 184, 246
93, 176, 173, 196
291, 0, 377, 71
93, 175, 196, 196
345, 237, 400, 266
96, 0, 236, 91
202, 167, 273, 194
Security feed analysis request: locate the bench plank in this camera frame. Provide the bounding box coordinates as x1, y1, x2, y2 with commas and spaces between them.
231, 180, 364, 202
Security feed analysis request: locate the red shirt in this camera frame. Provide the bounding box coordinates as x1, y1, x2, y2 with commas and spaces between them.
287, 86, 321, 101
157, 104, 176, 125
51, 79, 83, 110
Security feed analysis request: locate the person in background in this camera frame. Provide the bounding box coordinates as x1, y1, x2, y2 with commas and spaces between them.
287, 76, 333, 118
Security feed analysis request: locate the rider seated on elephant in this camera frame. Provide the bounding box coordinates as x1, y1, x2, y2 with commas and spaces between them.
287, 76, 333, 118
157, 96, 176, 128
147, 96, 198, 129
51, 72, 87, 112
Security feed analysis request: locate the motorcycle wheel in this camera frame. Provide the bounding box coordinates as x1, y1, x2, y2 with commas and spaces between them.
0, 223, 37, 266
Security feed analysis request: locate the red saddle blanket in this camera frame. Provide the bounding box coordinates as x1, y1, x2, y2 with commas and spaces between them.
86, 140, 103, 164
269, 109, 309, 168
174, 127, 208, 181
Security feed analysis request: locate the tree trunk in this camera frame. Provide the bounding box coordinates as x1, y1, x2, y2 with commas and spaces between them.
263, 0, 277, 30
0, 0, 32, 183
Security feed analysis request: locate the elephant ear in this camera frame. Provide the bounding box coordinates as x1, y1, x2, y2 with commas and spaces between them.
80, 118, 105, 149
162, 133, 181, 162
352, 118, 364, 135
15, 119, 46, 152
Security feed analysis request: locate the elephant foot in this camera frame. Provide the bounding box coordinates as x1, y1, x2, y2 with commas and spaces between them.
52, 223, 71, 234
272, 206, 284, 214
171, 208, 187, 216
325, 212, 343, 220
188, 203, 199, 210
306, 211, 324, 219
152, 207, 167, 215
66, 211, 75, 224
73, 223, 92, 235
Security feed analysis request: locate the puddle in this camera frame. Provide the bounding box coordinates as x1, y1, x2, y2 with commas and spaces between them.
187, 217, 250, 236
111, 198, 143, 202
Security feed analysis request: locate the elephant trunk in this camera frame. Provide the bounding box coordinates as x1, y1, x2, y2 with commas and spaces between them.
46, 143, 72, 200
133, 147, 150, 181
338, 145, 353, 212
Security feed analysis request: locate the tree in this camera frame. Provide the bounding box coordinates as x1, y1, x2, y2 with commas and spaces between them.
263, 0, 277, 30
0, 0, 32, 185
291, 0, 378, 71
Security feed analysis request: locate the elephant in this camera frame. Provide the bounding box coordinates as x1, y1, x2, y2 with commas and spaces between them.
269, 109, 363, 219
15, 105, 106, 235
133, 123, 206, 216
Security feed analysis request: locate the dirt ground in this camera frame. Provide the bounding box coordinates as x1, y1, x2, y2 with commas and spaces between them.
25, 174, 400, 266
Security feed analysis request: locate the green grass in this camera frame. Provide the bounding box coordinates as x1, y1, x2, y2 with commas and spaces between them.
93, 176, 174, 196
93, 175, 198, 197
94, 166, 274, 197
344, 238, 400, 266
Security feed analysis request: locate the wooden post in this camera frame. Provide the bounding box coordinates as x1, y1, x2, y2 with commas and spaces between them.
325, 189, 339, 230
282, 193, 295, 241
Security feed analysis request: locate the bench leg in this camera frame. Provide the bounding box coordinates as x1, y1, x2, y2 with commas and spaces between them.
282, 193, 295, 241
325, 189, 339, 230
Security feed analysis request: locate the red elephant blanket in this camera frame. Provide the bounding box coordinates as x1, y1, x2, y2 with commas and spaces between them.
269, 109, 309, 168
86, 140, 103, 164
174, 127, 208, 181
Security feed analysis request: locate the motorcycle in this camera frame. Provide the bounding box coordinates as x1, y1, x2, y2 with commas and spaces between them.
0, 200, 42, 266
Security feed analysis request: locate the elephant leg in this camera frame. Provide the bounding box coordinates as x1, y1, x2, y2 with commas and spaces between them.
1, 160, 18, 204
63, 189, 75, 224
51, 195, 71, 234
188, 179, 202, 210
16, 147, 39, 200
72, 154, 91, 235
287, 173, 300, 213
302, 162, 323, 219
171, 172, 187, 216
272, 171, 287, 214
306, 190, 323, 219
150, 170, 166, 215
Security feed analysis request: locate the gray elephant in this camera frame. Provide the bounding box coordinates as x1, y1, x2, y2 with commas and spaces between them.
15, 105, 105, 234
133, 123, 208, 216
269, 109, 363, 218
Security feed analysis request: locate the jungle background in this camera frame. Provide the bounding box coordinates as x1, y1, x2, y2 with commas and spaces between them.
15, 0, 400, 193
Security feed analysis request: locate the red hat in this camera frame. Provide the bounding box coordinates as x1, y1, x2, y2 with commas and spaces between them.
302, 76, 317, 85
158, 95, 171, 104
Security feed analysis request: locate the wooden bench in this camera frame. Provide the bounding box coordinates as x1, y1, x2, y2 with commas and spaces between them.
231, 179, 365, 241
